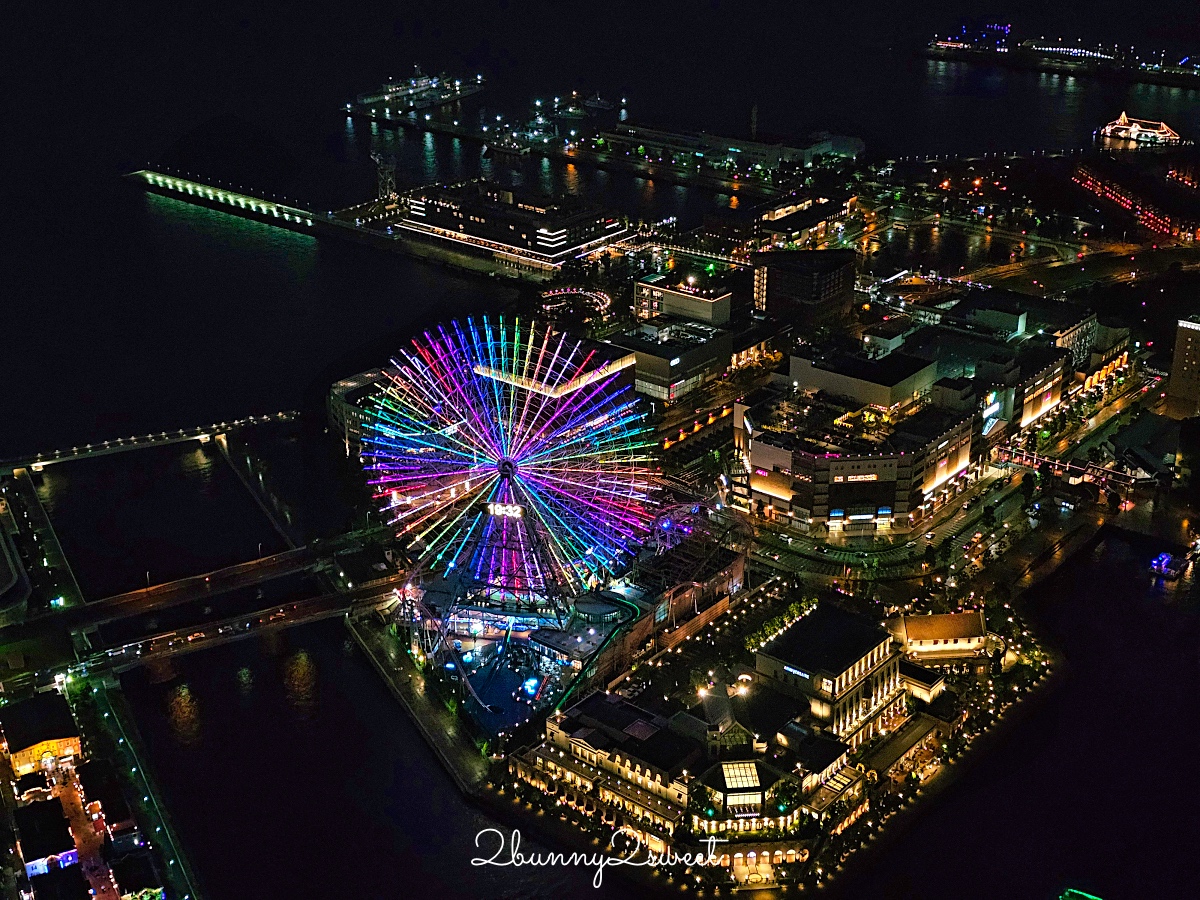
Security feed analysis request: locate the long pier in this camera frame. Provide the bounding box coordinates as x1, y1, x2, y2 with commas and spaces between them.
128, 169, 568, 282
0, 411, 298, 473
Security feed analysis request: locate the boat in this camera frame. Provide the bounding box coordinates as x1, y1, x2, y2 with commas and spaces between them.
490, 140, 530, 157
1150, 552, 1187, 580
555, 105, 589, 120
1099, 112, 1182, 145
583, 92, 614, 112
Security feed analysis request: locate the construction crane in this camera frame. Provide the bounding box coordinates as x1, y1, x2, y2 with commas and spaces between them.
370, 152, 397, 201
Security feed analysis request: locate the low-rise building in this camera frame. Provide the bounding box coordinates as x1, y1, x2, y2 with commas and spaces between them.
607, 316, 780, 403
635, 272, 732, 325
0, 692, 81, 777
789, 348, 937, 411
402, 180, 627, 272
888, 610, 989, 664
14, 799, 78, 878
756, 603, 903, 749
758, 201, 848, 249
898, 660, 946, 704
27, 866, 91, 900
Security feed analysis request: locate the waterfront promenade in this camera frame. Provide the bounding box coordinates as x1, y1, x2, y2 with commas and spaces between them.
346, 610, 489, 795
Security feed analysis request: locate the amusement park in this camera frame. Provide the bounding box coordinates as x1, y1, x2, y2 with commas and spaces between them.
357, 316, 668, 736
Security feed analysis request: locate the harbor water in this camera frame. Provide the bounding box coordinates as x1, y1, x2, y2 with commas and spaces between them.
9, 3, 1200, 898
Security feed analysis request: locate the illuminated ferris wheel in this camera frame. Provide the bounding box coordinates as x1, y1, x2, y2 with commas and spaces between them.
362, 316, 658, 615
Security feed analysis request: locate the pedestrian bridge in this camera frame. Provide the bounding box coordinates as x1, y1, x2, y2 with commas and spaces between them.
0, 411, 298, 473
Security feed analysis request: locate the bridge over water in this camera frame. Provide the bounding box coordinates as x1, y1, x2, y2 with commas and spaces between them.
0, 411, 298, 474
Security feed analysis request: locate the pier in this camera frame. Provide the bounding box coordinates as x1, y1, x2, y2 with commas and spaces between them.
349, 108, 784, 198
0, 410, 299, 474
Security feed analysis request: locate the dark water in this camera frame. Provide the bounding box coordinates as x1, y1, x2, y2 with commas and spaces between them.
8, 4, 1200, 460
10, 4, 1200, 898
121, 619, 631, 900
834, 536, 1200, 900
35, 442, 288, 599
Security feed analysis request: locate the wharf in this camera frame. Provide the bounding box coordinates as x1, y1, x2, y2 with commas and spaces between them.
127, 170, 550, 283
923, 44, 1200, 90
350, 109, 783, 197
345, 608, 490, 796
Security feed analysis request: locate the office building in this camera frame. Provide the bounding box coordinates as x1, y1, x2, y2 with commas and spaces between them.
752, 250, 856, 328
635, 272, 732, 325
1168, 316, 1200, 418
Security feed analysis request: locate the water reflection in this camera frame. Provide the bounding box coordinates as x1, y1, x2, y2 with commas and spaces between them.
236, 666, 254, 698
283, 649, 318, 718
167, 683, 202, 746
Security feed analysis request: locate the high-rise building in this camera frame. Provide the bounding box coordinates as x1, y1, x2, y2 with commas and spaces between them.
751, 250, 856, 329
1167, 316, 1200, 418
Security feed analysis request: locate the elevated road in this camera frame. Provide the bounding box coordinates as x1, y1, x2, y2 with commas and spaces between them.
83, 576, 405, 674
84, 546, 326, 625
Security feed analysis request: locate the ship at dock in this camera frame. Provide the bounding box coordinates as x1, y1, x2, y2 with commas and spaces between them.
351, 66, 484, 115
1149, 551, 1189, 580
583, 92, 614, 112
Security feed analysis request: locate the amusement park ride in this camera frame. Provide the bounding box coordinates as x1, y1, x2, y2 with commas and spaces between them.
359, 316, 664, 721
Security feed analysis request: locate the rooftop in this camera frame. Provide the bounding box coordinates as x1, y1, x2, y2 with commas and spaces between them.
751, 249, 857, 274
779, 721, 848, 774
418, 179, 595, 218
760, 200, 846, 235
893, 610, 987, 643
0, 692, 78, 753
561, 693, 705, 778
638, 271, 733, 300
861, 713, 942, 775
76, 759, 134, 826
863, 317, 913, 340
899, 659, 946, 689
762, 603, 891, 678
607, 317, 725, 359
727, 680, 808, 741
27, 867, 91, 900
14, 799, 73, 861
949, 288, 1095, 335
794, 347, 935, 389
891, 407, 972, 450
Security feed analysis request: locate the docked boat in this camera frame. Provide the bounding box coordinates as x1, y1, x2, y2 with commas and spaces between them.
1150, 552, 1187, 580
584, 92, 615, 111
490, 140, 530, 157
